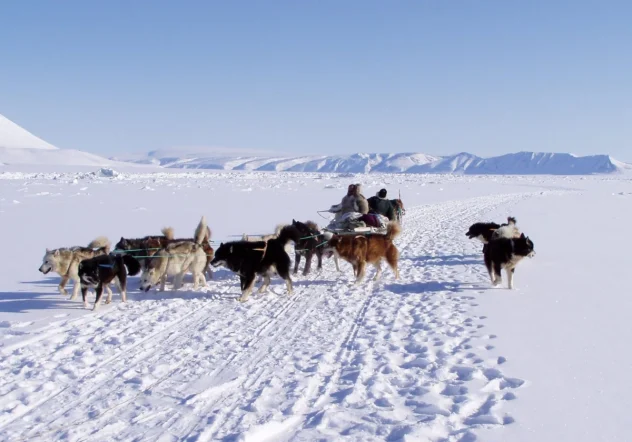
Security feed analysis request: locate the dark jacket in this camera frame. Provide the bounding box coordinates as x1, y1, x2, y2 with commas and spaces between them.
368, 194, 395, 221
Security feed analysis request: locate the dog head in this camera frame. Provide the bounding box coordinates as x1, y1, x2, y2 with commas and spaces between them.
210, 242, 233, 268
115, 237, 132, 251
292, 219, 320, 241
139, 264, 160, 292
39, 248, 61, 274
514, 233, 535, 258
465, 222, 500, 244
78, 260, 100, 287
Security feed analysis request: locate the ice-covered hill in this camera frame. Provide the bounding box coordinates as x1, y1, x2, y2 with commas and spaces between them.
0, 114, 57, 150
113, 149, 440, 173
116, 148, 628, 175
0, 113, 116, 167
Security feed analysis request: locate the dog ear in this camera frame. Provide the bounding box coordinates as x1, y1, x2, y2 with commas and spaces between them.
54, 250, 60, 256
292, 219, 296, 224
520, 233, 526, 239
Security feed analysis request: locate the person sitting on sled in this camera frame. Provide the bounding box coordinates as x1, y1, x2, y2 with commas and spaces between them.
368, 188, 395, 221
332, 184, 369, 219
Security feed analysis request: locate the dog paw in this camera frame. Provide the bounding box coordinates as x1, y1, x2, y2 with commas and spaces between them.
83, 302, 89, 309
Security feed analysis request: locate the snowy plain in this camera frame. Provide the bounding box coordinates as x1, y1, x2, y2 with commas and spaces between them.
0, 166, 631, 442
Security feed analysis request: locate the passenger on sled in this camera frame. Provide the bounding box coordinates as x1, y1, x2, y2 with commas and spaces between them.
367, 188, 395, 221
327, 184, 388, 233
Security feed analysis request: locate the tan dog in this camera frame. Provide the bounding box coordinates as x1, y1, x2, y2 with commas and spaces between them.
327, 222, 401, 284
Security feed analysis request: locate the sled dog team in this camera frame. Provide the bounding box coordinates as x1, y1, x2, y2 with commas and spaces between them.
39, 213, 535, 311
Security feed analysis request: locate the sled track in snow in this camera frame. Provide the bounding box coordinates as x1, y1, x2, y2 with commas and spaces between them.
0, 191, 549, 442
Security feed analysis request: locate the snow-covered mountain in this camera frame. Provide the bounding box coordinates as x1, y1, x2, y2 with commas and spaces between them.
0, 113, 116, 166
116, 148, 628, 175
0, 114, 57, 150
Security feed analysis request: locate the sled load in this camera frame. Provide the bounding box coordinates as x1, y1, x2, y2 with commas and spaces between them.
318, 184, 404, 236
321, 205, 390, 236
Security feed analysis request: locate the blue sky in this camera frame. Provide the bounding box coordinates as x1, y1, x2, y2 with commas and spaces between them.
1, 0, 630, 159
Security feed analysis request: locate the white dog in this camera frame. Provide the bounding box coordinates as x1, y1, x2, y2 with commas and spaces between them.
39, 237, 112, 300
139, 216, 208, 292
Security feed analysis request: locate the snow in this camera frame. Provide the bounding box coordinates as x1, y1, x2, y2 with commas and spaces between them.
115, 148, 627, 175
0, 114, 57, 150
1, 166, 631, 441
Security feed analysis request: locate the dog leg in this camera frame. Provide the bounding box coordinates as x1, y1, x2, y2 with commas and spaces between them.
316, 249, 323, 271
507, 268, 515, 289
258, 275, 271, 293
372, 261, 383, 281
484, 253, 494, 284
334, 254, 341, 272
386, 245, 399, 280
303, 250, 313, 276
81, 286, 89, 309
70, 277, 81, 301
206, 266, 213, 280
58, 275, 69, 297
105, 283, 113, 304
198, 271, 207, 290
239, 274, 256, 302
93, 285, 104, 311
160, 275, 167, 292
285, 277, 293, 295
293, 253, 301, 275
355, 261, 366, 284
493, 262, 502, 286
174, 273, 185, 290
116, 275, 127, 303
192, 272, 198, 290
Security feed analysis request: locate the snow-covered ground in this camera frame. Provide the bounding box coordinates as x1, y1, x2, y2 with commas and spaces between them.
0, 169, 630, 441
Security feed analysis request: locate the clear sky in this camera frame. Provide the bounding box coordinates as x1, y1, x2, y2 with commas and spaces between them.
1, 0, 630, 160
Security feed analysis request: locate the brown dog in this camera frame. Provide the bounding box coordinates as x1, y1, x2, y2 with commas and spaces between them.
327, 222, 401, 284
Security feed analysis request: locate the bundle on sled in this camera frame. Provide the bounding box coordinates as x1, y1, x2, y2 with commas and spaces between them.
321, 206, 390, 236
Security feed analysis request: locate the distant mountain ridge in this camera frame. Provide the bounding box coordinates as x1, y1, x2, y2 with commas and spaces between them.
114, 148, 628, 175
1, 113, 628, 174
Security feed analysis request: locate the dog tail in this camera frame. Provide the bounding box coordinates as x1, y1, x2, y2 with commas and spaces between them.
88, 236, 111, 252
276, 224, 301, 246
194, 216, 208, 245
385, 222, 402, 241
161, 227, 175, 240
507, 216, 517, 225
119, 254, 142, 276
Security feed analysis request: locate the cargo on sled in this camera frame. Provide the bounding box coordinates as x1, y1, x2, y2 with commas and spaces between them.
318, 205, 390, 236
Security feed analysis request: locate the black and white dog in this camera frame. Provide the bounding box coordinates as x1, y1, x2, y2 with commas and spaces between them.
484, 233, 535, 289
291, 219, 329, 276
466, 217, 519, 245
78, 254, 141, 310
210, 225, 300, 302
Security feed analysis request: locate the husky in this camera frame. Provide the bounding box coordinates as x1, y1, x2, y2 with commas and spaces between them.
484, 233, 535, 289
78, 254, 141, 310
291, 219, 340, 275
466, 217, 521, 253
139, 216, 209, 292
326, 222, 401, 284
241, 224, 285, 243
211, 225, 300, 302
491, 217, 520, 240
39, 237, 111, 300
115, 227, 175, 266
